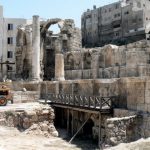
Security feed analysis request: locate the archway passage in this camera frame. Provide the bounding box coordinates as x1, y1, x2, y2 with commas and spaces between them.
82, 119, 94, 139
41, 19, 63, 81
44, 49, 55, 80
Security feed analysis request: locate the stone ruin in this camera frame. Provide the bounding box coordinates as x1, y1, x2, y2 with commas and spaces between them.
0, 103, 58, 137
16, 17, 81, 80
13, 15, 150, 147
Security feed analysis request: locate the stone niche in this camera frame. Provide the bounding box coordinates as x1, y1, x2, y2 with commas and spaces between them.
93, 79, 119, 97
59, 80, 73, 94
72, 79, 93, 96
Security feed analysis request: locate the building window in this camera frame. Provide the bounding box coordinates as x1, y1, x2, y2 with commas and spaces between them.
115, 32, 119, 37
7, 65, 13, 71
7, 51, 13, 58
115, 4, 119, 9
113, 24, 121, 28
124, 11, 129, 15
7, 37, 13, 44
139, 18, 142, 21
8, 24, 13, 30
137, 2, 141, 8
114, 13, 121, 18
132, 19, 136, 23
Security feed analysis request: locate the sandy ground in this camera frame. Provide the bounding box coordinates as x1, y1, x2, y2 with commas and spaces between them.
0, 126, 81, 150
0, 126, 150, 150
0, 126, 98, 150
106, 138, 150, 150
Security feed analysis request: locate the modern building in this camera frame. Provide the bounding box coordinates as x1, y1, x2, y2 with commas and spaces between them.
0, 5, 26, 80
81, 0, 150, 47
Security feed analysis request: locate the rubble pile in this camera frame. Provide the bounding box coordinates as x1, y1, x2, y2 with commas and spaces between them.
25, 121, 58, 137
0, 103, 58, 138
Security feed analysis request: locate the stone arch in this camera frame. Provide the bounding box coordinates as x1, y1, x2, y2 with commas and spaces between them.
83, 118, 94, 138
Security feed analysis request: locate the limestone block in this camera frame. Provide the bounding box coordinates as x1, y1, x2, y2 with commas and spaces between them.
104, 45, 117, 67
126, 51, 137, 67
145, 81, 150, 90
99, 53, 105, 68
98, 68, 103, 78
147, 104, 150, 113
55, 54, 65, 81
91, 53, 99, 79
137, 104, 147, 112
72, 70, 82, 79
51, 131, 59, 137
127, 42, 136, 49
145, 97, 150, 104
83, 52, 92, 69
114, 109, 136, 117
138, 65, 148, 77
41, 123, 48, 131
126, 67, 138, 77
111, 67, 119, 78
59, 81, 72, 94
119, 67, 126, 77
65, 70, 72, 80
93, 79, 118, 96
82, 69, 91, 79
72, 80, 93, 95
46, 81, 59, 94
103, 68, 112, 79
135, 40, 148, 48
127, 104, 137, 111
73, 52, 82, 70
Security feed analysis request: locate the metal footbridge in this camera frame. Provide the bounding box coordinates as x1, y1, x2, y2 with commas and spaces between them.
43, 93, 117, 113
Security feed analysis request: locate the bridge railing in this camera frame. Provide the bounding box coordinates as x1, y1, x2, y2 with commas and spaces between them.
46, 93, 117, 110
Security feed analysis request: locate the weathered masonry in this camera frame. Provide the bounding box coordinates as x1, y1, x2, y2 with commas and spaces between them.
14, 14, 150, 148
81, 0, 150, 47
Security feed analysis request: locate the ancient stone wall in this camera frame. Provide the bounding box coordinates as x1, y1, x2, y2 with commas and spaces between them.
105, 116, 137, 146
64, 40, 150, 80
0, 103, 58, 137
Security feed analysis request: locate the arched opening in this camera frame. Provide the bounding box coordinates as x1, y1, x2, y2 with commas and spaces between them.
49, 24, 60, 34
42, 23, 61, 81
82, 119, 94, 139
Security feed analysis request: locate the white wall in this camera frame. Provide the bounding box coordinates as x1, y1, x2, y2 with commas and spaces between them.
0, 5, 27, 80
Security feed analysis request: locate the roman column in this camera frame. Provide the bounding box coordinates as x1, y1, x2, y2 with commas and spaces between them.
55, 39, 65, 81
32, 15, 41, 81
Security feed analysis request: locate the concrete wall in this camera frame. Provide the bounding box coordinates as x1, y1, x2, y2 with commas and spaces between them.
82, 0, 150, 47
0, 5, 26, 80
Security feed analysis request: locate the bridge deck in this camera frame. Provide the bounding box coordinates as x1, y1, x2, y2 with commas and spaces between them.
41, 93, 117, 113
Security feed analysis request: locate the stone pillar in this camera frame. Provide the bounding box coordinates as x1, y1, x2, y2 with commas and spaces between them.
91, 53, 99, 79
25, 26, 32, 79
32, 15, 41, 81
55, 39, 65, 81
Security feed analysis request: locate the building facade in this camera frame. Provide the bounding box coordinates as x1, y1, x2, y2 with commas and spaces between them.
0, 5, 26, 80
81, 0, 150, 47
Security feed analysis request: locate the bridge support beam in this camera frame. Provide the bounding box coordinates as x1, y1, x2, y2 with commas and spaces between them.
67, 109, 70, 134
71, 110, 74, 136
99, 112, 102, 149
69, 113, 92, 143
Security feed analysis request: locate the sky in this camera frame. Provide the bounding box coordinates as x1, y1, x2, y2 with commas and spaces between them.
0, 0, 118, 28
